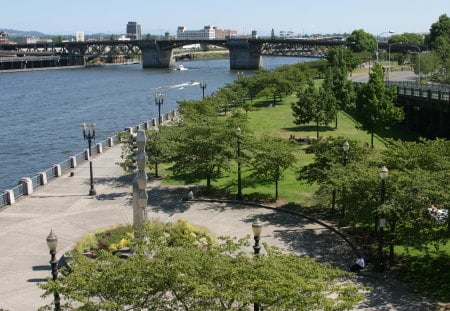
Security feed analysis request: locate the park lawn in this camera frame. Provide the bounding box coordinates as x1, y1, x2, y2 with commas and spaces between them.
395, 242, 450, 303
161, 94, 391, 206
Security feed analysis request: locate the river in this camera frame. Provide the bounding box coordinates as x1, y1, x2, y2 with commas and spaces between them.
0, 57, 307, 192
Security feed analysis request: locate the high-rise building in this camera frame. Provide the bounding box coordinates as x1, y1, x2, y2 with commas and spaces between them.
76, 31, 85, 42
126, 21, 141, 40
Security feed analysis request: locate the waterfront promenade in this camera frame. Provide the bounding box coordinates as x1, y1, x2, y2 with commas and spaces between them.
0, 143, 435, 310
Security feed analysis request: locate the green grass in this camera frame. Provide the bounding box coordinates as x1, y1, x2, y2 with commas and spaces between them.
396, 242, 450, 302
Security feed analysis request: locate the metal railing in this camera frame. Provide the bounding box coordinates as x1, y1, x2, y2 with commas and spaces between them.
386, 81, 450, 102
0, 110, 177, 210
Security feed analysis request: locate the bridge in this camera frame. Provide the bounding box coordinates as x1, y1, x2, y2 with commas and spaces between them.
1, 38, 348, 70
387, 81, 450, 138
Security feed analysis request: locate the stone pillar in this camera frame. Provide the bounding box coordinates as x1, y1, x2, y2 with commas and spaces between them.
70, 156, 77, 168
108, 137, 114, 147
139, 41, 175, 68
96, 143, 103, 153
20, 177, 33, 195
152, 118, 157, 127
6, 190, 15, 205
227, 39, 262, 70
133, 130, 148, 231
54, 164, 62, 177
40, 172, 48, 185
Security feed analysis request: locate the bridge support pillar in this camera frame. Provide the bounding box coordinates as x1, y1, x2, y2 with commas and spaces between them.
227, 39, 262, 70
139, 41, 174, 68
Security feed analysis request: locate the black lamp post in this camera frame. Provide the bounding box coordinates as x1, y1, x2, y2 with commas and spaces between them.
236, 127, 243, 200
82, 122, 96, 196
154, 93, 164, 125
377, 166, 389, 271
252, 219, 263, 311
200, 80, 207, 99
46, 230, 60, 311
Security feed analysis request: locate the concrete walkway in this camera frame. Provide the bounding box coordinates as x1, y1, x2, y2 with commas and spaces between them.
0, 144, 435, 311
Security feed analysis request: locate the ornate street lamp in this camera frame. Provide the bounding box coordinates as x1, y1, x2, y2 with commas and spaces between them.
377, 166, 389, 271
82, 122, 96, 196
154, 93, 164, 125
251, 219, 263, 311
46, 230, 60, 311
200, 80, 207, 99
236, 127, 243, 200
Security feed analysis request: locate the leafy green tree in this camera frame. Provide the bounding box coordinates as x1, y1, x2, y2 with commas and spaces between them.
249, 136, 296, 200
324, 50, 355, 129
39, 220, 363, 310
389, 33, 424, 45
428, 14, 450, 51
299, 137, 376, 218
292, 80, 336, 139
381, 139, 450, 262
347, 29, 376, 53
52, 36, 63, 43
354, 63, 404, 148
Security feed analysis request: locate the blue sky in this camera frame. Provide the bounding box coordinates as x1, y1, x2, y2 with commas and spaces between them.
2, 0, 449, 36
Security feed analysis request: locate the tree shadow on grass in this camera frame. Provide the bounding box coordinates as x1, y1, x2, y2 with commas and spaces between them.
398, 252, 450, 303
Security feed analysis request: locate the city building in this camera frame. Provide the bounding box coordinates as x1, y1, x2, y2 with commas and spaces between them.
177, 26, 237, 40
126, 21, 141, 40
76, 31, 85, 42
0, 32, 9, 44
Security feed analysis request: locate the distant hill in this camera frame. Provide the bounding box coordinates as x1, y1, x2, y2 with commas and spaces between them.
0, 28, 48, 37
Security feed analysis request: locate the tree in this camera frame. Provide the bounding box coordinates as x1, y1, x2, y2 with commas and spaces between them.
39, 220, 364, 310
347, 29, 376, 53
299, 137, 375, 218
292, 80, 336, 139
381, 139, 450, 262
249, 136, 296, 200
354, 63, 404, 148
389, 33, 424, 45
324, 50, 355, 128
428, 14, 450, 51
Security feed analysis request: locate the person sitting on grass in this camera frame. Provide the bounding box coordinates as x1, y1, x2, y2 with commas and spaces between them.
350, 254, 365, 273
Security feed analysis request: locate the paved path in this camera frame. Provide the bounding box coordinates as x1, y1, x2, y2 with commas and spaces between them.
0, 144, 435, 310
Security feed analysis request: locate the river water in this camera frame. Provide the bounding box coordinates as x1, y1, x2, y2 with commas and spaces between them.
0, 57, 306, 192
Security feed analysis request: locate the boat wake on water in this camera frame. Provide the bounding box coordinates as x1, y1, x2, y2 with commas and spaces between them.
154, 80, 200, 91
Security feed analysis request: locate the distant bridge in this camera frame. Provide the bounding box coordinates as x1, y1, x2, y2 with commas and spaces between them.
1, 38, 348, 70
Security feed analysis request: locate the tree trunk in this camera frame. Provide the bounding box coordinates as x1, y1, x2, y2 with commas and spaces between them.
275, 179, 279, 200
316, 121, 319, 140
371, 131, 374, 148
389, 220, 396, 266
206, 176, 211, 193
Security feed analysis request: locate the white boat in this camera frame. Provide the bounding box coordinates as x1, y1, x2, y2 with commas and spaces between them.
177, 64, 188, 71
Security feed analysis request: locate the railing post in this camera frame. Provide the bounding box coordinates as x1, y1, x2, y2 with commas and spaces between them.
71, 156, 77, 168
54, 164, 62, 177
40, 172, 48, 186
96, 143, 103, 154
108, 137, 114, 147
20, 177, 33, 195
6, 190, 15, 205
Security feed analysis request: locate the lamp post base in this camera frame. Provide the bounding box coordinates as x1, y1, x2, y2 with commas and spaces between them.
89, 189, 97, 196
